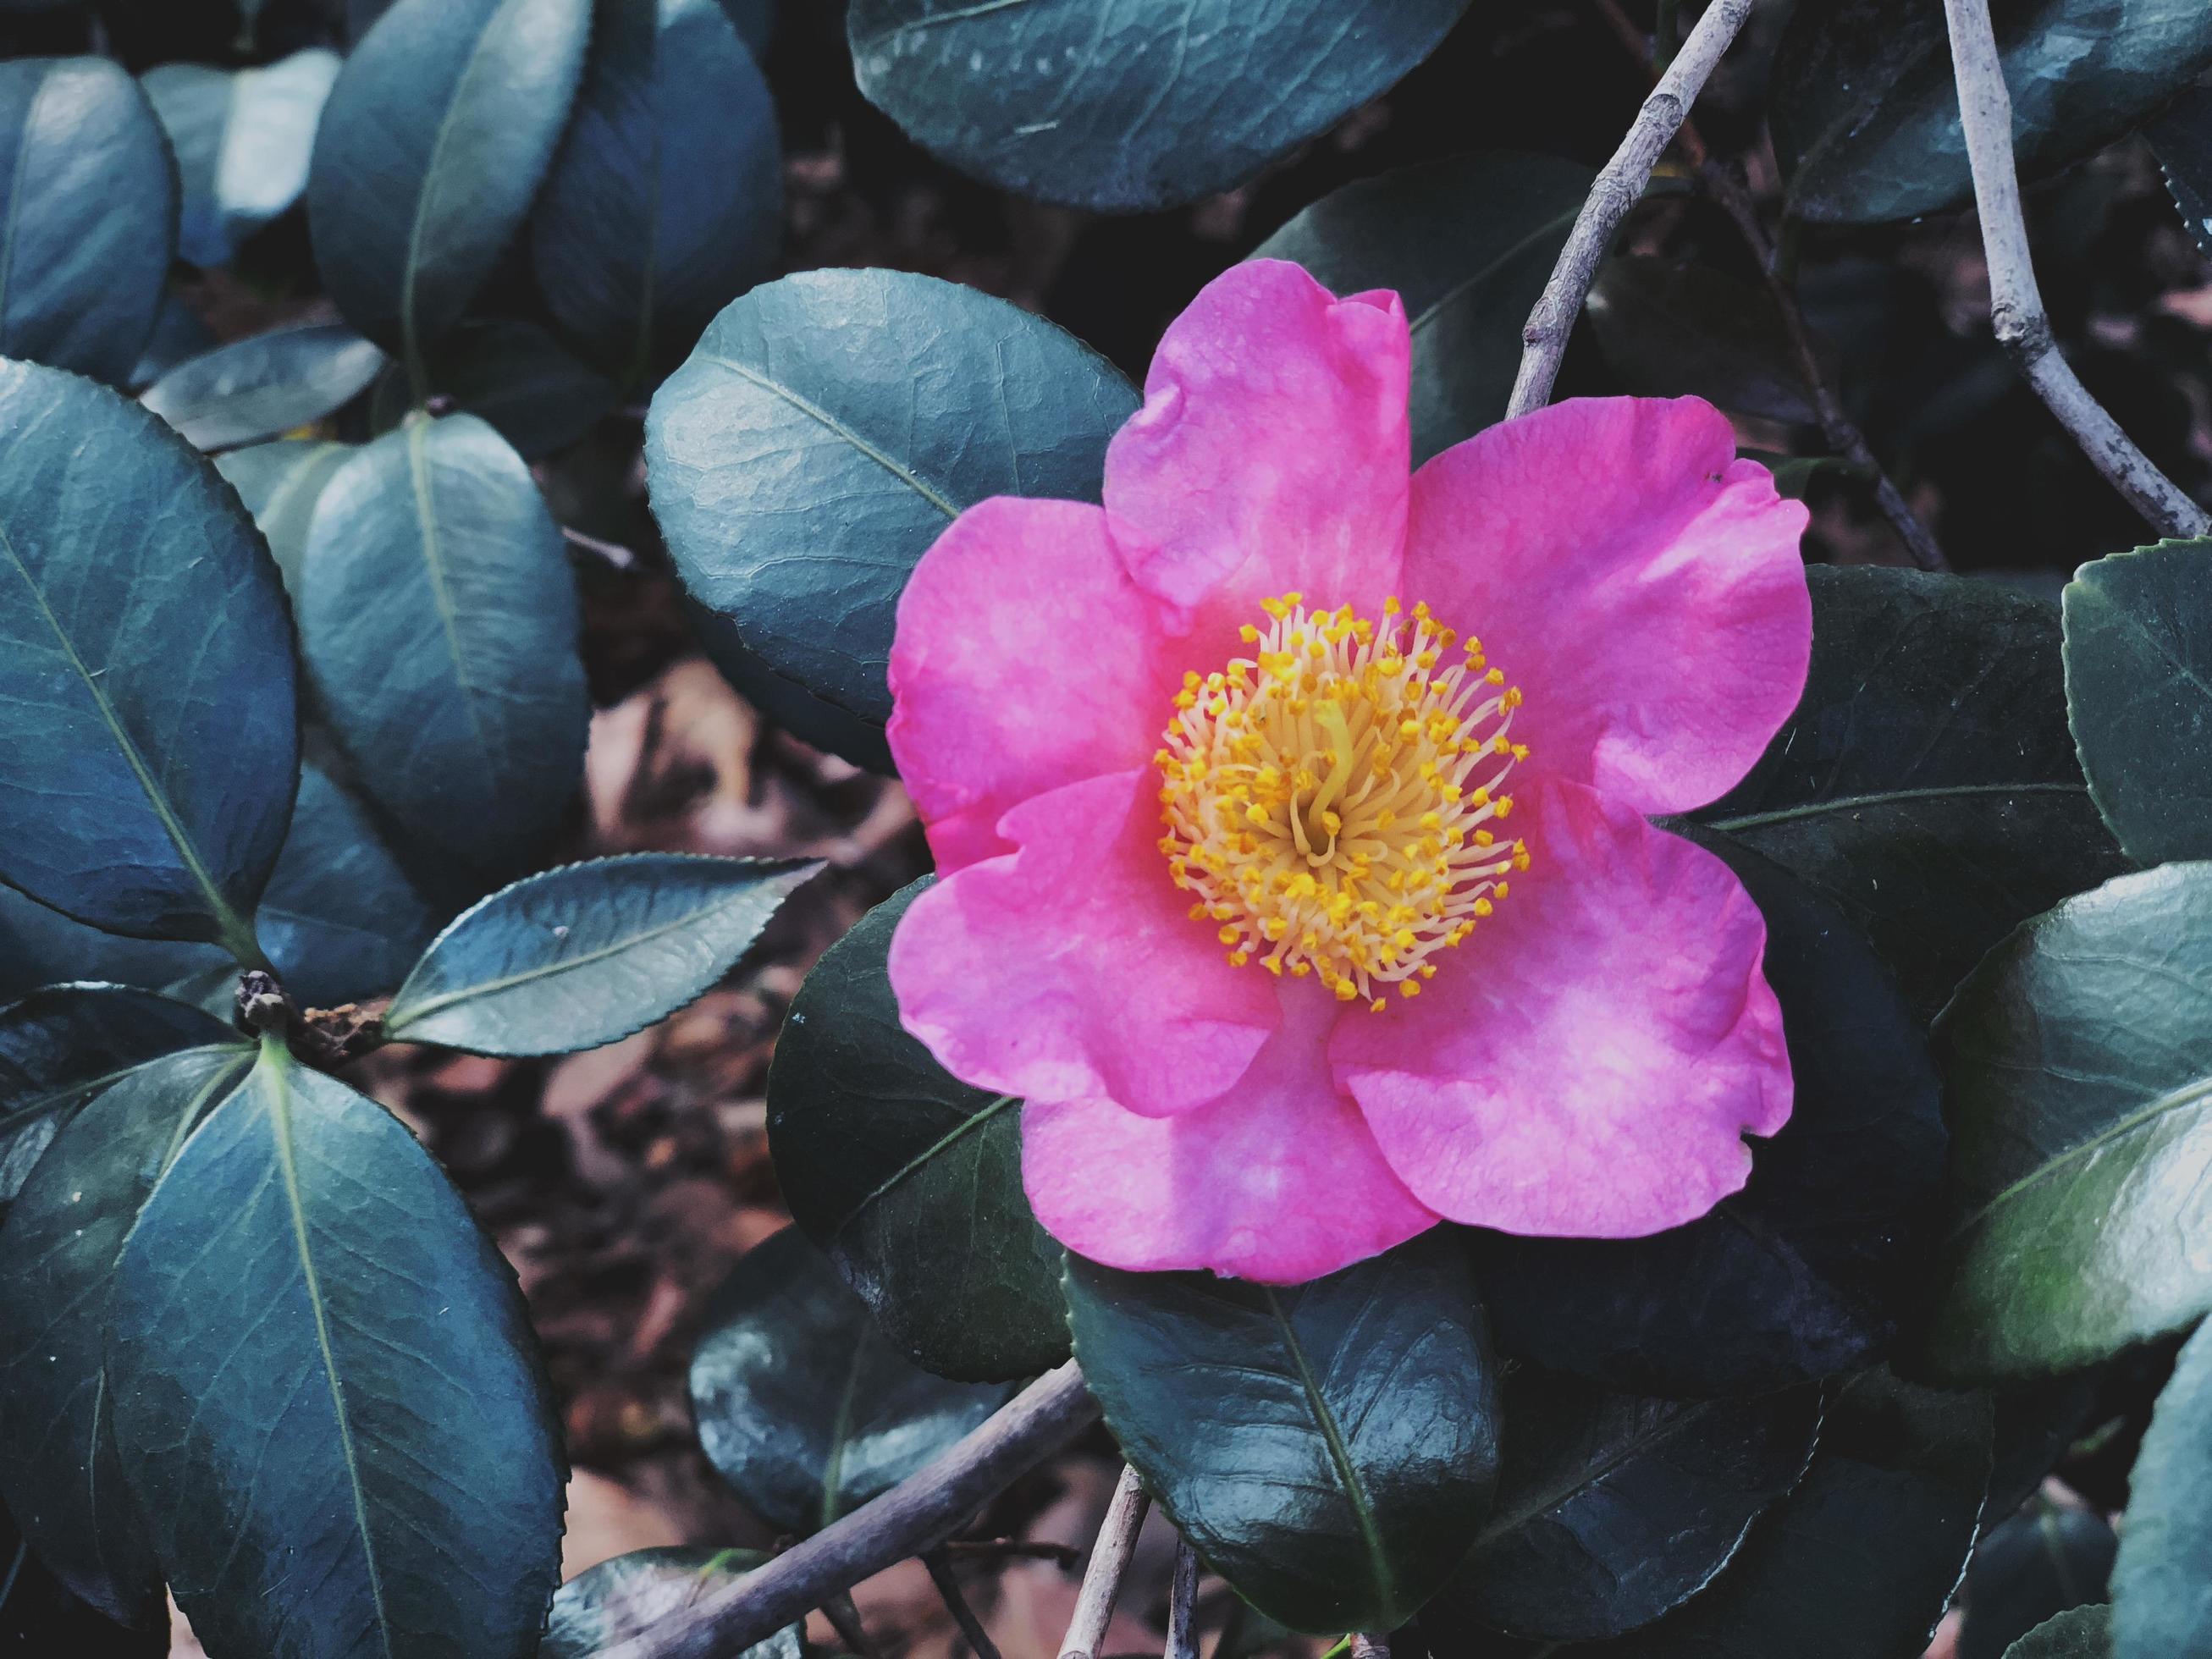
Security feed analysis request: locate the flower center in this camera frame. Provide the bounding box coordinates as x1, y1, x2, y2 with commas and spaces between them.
1156, 593, 1531, 1011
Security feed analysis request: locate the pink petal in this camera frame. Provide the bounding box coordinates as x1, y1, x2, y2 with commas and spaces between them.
1023, 978, 1440, 1282
889, 769, 1277, 1120
888, 498, 1179, 873
1402, 397, 1811, 815
1332, 778, 1791, 1237
1105, 260, 1411, 627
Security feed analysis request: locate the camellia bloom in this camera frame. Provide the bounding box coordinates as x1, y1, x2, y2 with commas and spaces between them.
885, 259, 1812, 1284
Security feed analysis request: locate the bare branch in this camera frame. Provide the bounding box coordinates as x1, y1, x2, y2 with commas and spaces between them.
822, 1595, 883, 1659
1939, 0, 2210, 537
1163, 1537, 1200, 1659
1060, 1465, 1151, 1659
941, 1538, 1084, 1568
1506, 0, 1757, 419
1351, 1638, 1391, 1659
604, 1362, 1100, 1659
925, 1549, 1007, 1659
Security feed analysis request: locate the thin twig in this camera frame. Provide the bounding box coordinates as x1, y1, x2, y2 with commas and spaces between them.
1164, 1538, 1200, 1659
822, 1595, 883, 1659
1060, 1465, 1151, 1659
942, 1539, 1085, 1568
925, 1550, 1007, 1659
1351, 1638, 1390, 1659
1507, 0, 1757, 418
1696, 159, 1951, 570
1939, 0, 2210, 537
561, 524, 640, 570
604, 1363, 1100, 1659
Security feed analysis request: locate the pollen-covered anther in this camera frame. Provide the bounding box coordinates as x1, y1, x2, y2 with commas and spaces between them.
1156, 594, 1531, 1007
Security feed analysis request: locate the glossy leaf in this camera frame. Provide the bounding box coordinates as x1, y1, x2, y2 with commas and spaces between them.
0, 1046, 250, 1624
1472, 1373, 1990, 1659
1423, 1375, 1822, 1644
545, 1547, 802, 1659
1694, 567, 2128, 1021
1586, 256, 1817, 424
108, 1043, 566, 1659
307, 0, 592, 378
530, 0, 781, 385
690, 603, 897, 774
295, 412, 589, 873
372, 319, 617, 460
2149, 88, 2212, 259
1929, 864, 2212, 1381
0, 889, 218, 1005
141, 48, 339, 267
0, 361, 297, 954
0, 57, 176, 383
0, 984, 237, 1205
1251, 152, 1595, 463
1960, 1508, 2116, 1659
849, 0, 1471, 212
141, 322, 386, 452
385, 855, 819, 1056
2063, 539, 2212, 866
769, 878, 1066, 1383
2112, 1314, 2212, 1654
128, 292, 218, 390
717, 0, 772, 54
258, 761, 443, 1008
0, 1494, 166, 1656
1772, 0, 2212, 225
689, 1227, 1016, 1535
1989, 1372, 2103, 1519
1064, 1232, 1501, 1634
648, 268, 1138, 724
216, 437, 354, 586
1472, 838, 1946, 1396
2007, 1607, 2112, 1658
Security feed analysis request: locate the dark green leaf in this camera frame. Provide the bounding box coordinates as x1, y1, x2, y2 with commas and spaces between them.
1471, 838, 1946, 1397
1422, 1375, 1822, 1644
1960, 1508, 2116, 1659
0, 1494, 165, 1656
689, 603, 896, 774
717, 0, 772, 54
384, 854, 819, 1055
108, 1042, 566, 1659
296, 412, 588, 873
0, 57, 176, 383
1064, 1232, 1501, 1634
2062, 539, 2212, 866
2148, 88, 2212, 259
1250, 152, 1595, 463
258, 761, 442, 1008
0, 361, 297, 954
848, 0, 1471, 212
216, 437, 354, 586
372, 319, 618, 460
1929, 864, 2212, 1381
0, 983, 237, 1205
0, 1046, 250, 1625
1693, 567, 2128, 1021
307, 0, 592, 378
141, 322, 385, 453
1586, 256, 1817, 424
689, 1227, 1016, 1535
1772, 0, 2212, 225
128, 292, 217, 390
0, 888, 218, 1004
141, 48, 339, 267
1445, 1372, 1992, 1659
769, 878, 1066, 1383
530, 0, 781, 385
545, 1547, 802, 1659
1989, 1371, 2103, 1519
2110, 1315, 2212, 1655
2007, 1607, 2112, 1658
648, 268, 1138, 725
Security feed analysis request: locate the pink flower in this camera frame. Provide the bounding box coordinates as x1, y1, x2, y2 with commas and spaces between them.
884, 260, 1812, 1284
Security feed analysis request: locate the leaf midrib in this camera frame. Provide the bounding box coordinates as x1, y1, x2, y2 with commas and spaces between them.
836, 1094, 1019, 1233
1704, 780, 2086, 835
404, 416, 494, 766
1406, 207, 1586, 343
388, 875, 793, 1032
1261, 1288, 1397, 1618
698, 353, 959, 518
264, 1048, 396, 1659
1950, 1072, 2212, 1243
1472, 1402, 1716, 1550
0, 516, 259, 958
